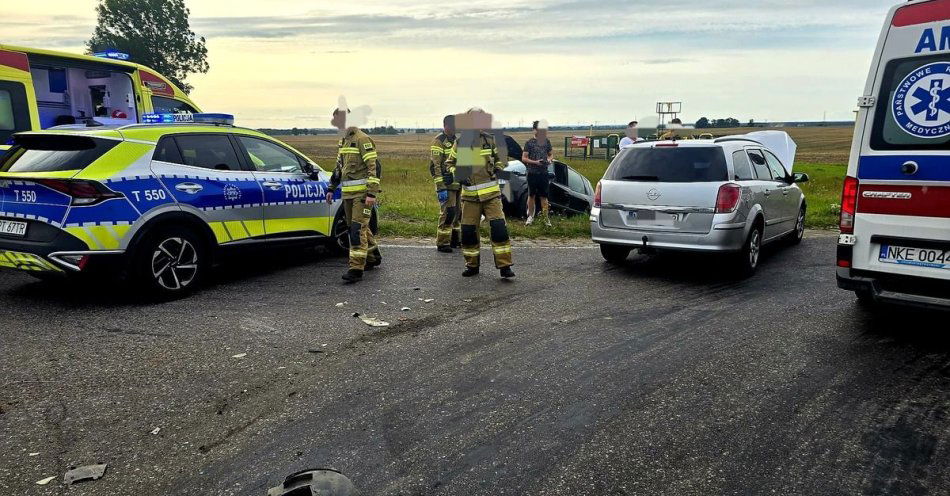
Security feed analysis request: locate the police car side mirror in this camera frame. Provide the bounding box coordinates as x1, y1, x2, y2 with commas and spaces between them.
793, 172, 809, 183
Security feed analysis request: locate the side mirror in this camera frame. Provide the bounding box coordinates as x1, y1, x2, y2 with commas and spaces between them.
793, 172, 809, 183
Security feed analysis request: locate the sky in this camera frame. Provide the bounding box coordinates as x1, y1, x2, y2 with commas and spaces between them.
3, 0, 901, 129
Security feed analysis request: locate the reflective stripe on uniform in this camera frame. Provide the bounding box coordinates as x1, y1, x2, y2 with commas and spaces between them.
341, 178, 369, 193
342, 179, 368, 186
479, 149, 493, 156
350, 249, 368, 258
462, 180, 500, 196
492, 245, 512, 254
362, 151, 378, 161
339, 147, 360, 154
462, 249, 481, 257
366, 177, 380, 185
434, 177, 445, 183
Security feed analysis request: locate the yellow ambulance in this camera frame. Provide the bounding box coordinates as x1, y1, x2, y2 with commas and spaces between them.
0, 45, 200, 151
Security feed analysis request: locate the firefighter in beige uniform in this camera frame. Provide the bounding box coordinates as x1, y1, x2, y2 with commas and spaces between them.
431, 115, 460, 252
326, 109, 381, 282
445, 109, 514, 278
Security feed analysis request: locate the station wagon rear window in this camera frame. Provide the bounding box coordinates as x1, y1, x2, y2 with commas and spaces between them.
0, 135, 119, 172
871, 54, 950, 150
605, 147, 728, 183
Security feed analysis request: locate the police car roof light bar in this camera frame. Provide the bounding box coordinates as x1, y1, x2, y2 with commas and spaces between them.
141, 113, 235, 126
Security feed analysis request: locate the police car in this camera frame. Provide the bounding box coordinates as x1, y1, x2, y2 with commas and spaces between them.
836, 0, 950, 310
0, 113, 361, 297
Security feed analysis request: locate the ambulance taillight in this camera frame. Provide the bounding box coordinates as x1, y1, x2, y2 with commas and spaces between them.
839, 176, 859, 235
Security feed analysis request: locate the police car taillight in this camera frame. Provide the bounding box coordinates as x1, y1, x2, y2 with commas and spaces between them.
35, 179, 123, 206
594, 181, 602, 208
839, 176, 859, 235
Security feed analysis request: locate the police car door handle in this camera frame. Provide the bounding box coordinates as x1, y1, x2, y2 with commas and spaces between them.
262, 181, 283, 190
175, 182, 203, 194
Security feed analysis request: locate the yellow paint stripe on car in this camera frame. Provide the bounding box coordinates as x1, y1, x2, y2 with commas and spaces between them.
208, 222, 231, 244
62, 227, 99, 250
224, 221, 250, 240
242, 219, 265, 238
264, 216, 331, 236
87, 225, 120, 250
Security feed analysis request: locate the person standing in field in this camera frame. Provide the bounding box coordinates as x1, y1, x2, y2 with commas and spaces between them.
522, 120, 553, 227
430, 115, 460, 252
619, 121, 639, 148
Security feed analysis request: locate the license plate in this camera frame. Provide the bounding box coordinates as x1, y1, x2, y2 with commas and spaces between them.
627, 210, 678, 226
0, 220, 27, 237
879, 244, 950, 270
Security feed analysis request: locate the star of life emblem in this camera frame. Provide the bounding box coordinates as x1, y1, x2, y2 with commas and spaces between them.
892, 62, 950, 139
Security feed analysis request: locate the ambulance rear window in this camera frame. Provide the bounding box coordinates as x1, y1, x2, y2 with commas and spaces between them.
0, 135, 119, 172
871, 54, 950, 151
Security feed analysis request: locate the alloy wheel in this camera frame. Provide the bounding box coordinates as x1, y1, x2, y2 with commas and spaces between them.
796, 208, 805, 240
151, 237, 198, 291
749, 230, 761, 268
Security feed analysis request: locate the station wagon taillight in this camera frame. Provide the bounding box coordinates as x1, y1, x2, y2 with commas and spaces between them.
715, 183, 741, 213
839, 176, 859, 234
34, 179, 123, 206
594, 181, 602, 208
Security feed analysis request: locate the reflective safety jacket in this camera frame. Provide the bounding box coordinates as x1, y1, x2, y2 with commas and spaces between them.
429, 132, 458, 192
446, 131, 505, 202
329, 127, 380, 200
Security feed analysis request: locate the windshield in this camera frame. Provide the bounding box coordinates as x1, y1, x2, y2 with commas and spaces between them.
0, 135, 120, 172
605, 146, 728, 183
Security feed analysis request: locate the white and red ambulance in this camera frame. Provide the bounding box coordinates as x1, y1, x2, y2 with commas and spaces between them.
837, 0, 950, 309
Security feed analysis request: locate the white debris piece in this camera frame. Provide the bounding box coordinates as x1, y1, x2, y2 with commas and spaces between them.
231, 353, 247, 359
357, 315, 390, 327
36, 476, 55, 485
150, 427, 161, 435
401, 307, 410, 311
28, 452, 39, 457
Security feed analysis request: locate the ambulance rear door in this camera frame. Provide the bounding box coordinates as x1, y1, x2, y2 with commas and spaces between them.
853, 0, 950, 281
0, 48, 39, 147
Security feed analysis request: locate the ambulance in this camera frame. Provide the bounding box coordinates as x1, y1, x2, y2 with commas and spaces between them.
836, 0, 950, 309
1, 45, 200, 151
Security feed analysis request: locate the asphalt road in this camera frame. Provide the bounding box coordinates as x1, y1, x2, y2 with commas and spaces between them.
1, 232, 948, 495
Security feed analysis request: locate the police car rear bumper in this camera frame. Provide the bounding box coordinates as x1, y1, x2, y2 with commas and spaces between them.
0, 228, 124, 273
837, 267, 950, 311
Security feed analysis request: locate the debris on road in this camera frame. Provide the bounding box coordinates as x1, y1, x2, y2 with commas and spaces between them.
63, 464, 107, 485
462, 299, 473, 302
307, 349, 324, 354
418, 298, 434, 303
352, 312, 390, 327
35, 476, 55, 485
231, 353, 247, 359
335, 302, 345, 307
28, 452, 39, 456
150, 427, 161, 435
401, 307, 411, 311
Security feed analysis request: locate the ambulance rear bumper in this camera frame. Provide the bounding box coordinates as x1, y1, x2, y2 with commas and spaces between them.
837, 267, 950, 311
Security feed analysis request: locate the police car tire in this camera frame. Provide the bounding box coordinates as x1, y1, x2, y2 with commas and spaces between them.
327, 207, 378, 256
133, 227, 205, 297
600, 244, 631, 264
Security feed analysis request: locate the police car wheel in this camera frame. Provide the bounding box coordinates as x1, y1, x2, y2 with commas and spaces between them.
327, 212, 350, 256
135, 228, 205, 296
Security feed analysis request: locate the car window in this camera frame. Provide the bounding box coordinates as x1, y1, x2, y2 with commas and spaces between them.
153, 136, 183, 163
567, 169, 586, 193
732, 150, 755, 181
606, 146, 728, 183
747, 150, 771, 180
0, 82, 31, 144
151, 96, 197, 115
870, 53, 950, 151
762, 150, 788, 181
1, 135, 120, 173
238, 136, 302, 173
171, 134, 242, 171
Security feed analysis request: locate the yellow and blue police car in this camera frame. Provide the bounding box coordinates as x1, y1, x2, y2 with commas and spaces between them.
0, 113, 363, 297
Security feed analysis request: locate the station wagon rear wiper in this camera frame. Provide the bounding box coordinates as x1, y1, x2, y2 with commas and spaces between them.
621, 175, 659, 181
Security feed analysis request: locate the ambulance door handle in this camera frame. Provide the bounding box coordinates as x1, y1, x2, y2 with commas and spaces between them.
175, 182, 203, 194
262, 182, 283, 190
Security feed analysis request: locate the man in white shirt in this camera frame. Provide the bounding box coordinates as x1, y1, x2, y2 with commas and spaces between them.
618, 121, 639, 148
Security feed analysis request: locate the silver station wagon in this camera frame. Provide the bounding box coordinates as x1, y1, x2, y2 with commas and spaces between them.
590, 132, 809, 276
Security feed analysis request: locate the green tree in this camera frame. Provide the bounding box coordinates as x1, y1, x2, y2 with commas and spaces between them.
695, 117, 710, 129
86, 0, 209, 94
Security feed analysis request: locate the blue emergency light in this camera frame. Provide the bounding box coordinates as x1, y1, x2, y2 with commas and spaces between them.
141, 113, 235, 125
92, 50, 130, 61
